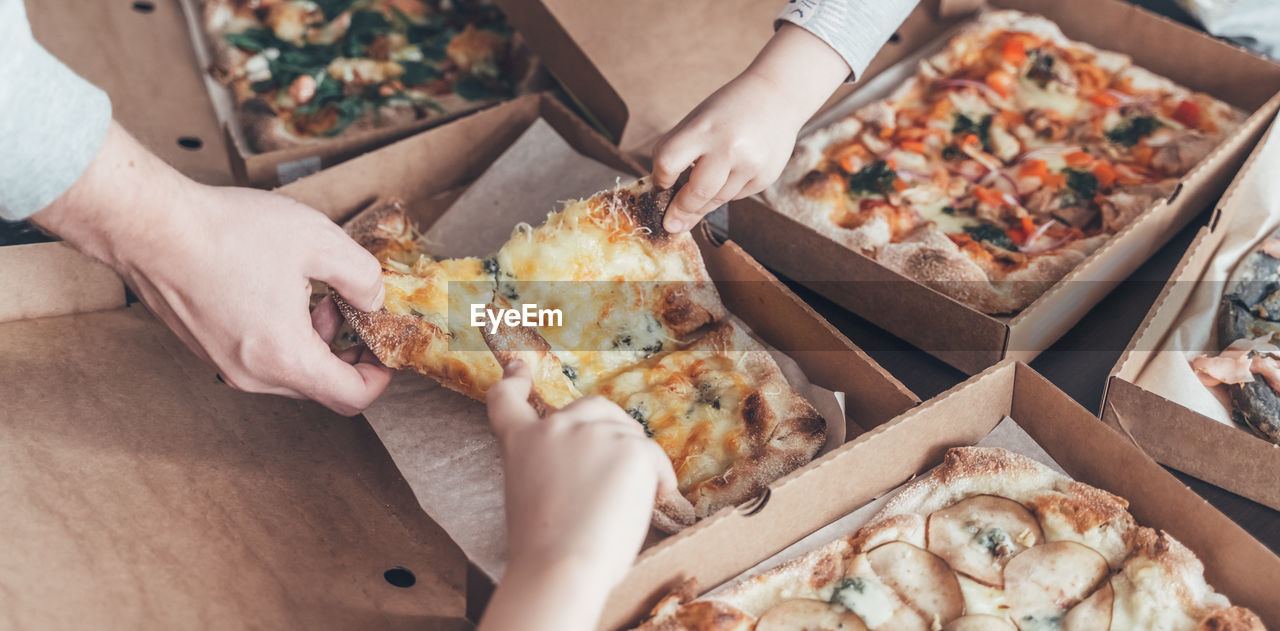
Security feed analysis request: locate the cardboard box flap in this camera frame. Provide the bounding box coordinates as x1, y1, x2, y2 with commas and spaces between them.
30, 0, 232, 185
0, 242, 126, 324
281, 95, 639, 223
0, 305, 467, 628
493, 0, 780, 153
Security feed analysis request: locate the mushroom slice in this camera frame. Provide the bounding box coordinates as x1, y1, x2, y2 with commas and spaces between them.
1004, 541, 1109, 631
943, 615, 1018, 631
866, 541, 966, 628
755, 599, 870, 631
926, 495, 1044, 587
1062, 583, 1113, 631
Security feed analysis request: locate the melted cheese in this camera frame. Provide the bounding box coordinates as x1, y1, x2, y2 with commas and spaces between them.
586, 342, 756, 492
366, 184, 801, 505
958, 575, 1009, 617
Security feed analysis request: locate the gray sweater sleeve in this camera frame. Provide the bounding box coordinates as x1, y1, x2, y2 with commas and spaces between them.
0, 0, 112, 221
778, 0, 921, 80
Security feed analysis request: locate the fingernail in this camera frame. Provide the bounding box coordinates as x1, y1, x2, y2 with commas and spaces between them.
505, 359, 525, 374
666, 218, 686, 233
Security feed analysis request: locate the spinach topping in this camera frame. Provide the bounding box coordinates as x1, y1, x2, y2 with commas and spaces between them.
626, 407, 654, 437
400, 60, 441, 87
221, 1, 514, 133
1065, 168, 1099, 200
1106, 115, 1162, 146
640, 340, 663, 358
952, 113, 993, 148
561, 365, 578, 383
223, 28, 279, 52
941, 206, 956, 215
1026, 49, 1057, 87
313, 0, 357, 20
964, 223, 1016, 251
343, 10, 392, 57
454, 75, 507, 101
941, 145, 962, 161
847, 160, 898, 197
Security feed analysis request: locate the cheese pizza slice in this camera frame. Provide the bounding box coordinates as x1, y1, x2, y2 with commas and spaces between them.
335, 180, 826, 531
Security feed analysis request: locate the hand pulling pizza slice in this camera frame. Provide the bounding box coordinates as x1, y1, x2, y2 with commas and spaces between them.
633, 447, 1264, 631
1191, 231, 1280, 444
335, 180, 825, 531
767, 10, 1245, 314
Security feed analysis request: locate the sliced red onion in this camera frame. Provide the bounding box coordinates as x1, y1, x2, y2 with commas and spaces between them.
1020, 236, 1068, 254
1002, 192, 1020, 207
1017, 145, 1083, 163
897, 168, 934, 181
1026, 218, 1058, 244
999, 173, 1022, 202
961, 143, 1002, 173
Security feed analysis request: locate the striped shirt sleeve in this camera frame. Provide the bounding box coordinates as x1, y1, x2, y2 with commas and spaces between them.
778, 0, 922, 80
0, 0, 112, 221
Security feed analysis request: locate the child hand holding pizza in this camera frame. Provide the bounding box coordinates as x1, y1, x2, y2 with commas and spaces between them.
653, 0, 919, 233
479, 361, 678, 631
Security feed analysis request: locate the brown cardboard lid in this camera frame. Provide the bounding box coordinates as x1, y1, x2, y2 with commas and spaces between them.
29, 0, 233, 185
494, 0, 783, 153
0, 305, 469, 628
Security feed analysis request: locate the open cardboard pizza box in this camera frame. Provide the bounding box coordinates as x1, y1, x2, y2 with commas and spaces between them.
596, 360, 1280, 630
273, 91, 921, 620
1102, 114, 1280, 511
1, 0, 550, 323
26, 0, 545, 190
495, 0, 1280, 374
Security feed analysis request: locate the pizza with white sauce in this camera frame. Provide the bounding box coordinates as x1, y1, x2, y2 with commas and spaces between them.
633, 447, 1264, 631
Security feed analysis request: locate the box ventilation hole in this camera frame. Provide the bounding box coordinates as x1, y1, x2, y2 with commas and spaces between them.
889, 32, 902, 44
131, 1, 155, 13
384, 567, 416, 588
177, 136, 203, 150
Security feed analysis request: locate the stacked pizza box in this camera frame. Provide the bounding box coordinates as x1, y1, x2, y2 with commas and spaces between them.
7, 0, 1280, 629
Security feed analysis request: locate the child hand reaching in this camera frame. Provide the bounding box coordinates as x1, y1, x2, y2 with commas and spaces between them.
478, 361, 678, 631
654, 1, 920, 233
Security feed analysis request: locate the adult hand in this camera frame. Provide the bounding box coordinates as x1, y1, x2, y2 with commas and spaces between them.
33, 122, 392, 415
